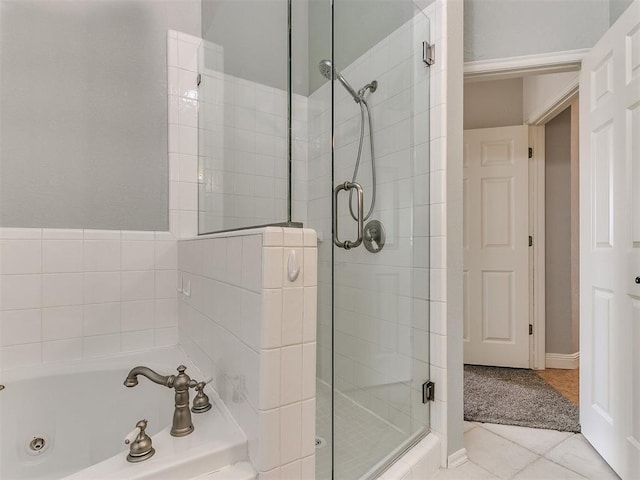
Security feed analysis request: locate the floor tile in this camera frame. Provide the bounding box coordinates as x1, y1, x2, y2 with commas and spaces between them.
512, 457, 587, 479
315, 381, 406, 480
431, 460, 499, 480
544, 435, 619, 480
463, 421, 477, 432
464, 427, 538, 479
481, 423, 573, 455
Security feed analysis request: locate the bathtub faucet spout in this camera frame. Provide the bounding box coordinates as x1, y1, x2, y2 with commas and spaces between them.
124, 365, 197, 437
124, 366, 173, 388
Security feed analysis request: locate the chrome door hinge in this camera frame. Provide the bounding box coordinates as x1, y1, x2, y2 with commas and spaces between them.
528, 147, 533, 159
422, 42, 435, 66
529, 236, 533, 247
422, 381, 435, 403
529, 324, 533, 335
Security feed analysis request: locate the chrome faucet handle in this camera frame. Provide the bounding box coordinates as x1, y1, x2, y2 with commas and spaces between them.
125, 419, 155, 463
191, 381, 212, 413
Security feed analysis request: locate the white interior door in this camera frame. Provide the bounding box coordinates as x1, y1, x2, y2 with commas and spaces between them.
580, 1, 640, 478
463, 126, 530, 368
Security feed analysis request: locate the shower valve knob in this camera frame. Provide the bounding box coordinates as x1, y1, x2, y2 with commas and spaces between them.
363, 220, 385, 254
635, 276, 640, 284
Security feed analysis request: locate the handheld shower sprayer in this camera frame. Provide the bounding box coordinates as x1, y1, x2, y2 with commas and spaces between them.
319, 59, 365, 103
319, 59, 379, 249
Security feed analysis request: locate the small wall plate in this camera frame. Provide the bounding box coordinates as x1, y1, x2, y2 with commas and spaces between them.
363, 220, 385, 253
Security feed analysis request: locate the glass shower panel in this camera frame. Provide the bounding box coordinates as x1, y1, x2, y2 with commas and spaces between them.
330, 2, 431, 478
305, 0, 334, 476
197, 1, 289, 234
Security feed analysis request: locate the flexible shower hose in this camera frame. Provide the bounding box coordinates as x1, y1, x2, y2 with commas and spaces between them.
348, 98, 376, 222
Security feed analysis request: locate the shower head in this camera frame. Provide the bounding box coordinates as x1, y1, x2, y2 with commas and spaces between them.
318, 59, 361, 103
318, 59, 335, 81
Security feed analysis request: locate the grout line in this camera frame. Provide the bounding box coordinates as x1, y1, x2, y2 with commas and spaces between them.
474, 422, 574, 457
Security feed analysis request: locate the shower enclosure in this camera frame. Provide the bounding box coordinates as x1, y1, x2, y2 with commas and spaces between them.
197, 0, 431, 477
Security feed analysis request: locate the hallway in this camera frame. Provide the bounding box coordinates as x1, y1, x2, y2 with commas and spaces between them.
432, 422, 619, 479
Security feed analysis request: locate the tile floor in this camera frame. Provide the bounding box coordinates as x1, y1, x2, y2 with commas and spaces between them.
432, 422, 619, 480
316, 381, 407, 480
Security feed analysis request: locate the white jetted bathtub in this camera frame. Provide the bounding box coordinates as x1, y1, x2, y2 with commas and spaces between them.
0, 346, 254, 480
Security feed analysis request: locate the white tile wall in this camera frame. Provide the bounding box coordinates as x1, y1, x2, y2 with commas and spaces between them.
177, 227, 317, 477
0, 228, 178, 370
168, 31, 201, 240
196, 37, 301, 234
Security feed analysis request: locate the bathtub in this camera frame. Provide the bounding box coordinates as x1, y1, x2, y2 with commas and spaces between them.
0, 346, 253, 480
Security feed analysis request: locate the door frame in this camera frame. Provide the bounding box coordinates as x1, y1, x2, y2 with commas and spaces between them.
528, 125, 546, 370
464, 49, 586, 370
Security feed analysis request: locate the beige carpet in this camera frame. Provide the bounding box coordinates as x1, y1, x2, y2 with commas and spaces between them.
535, 368, 579, 406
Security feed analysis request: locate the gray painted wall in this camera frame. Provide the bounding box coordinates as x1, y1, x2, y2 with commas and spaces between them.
609, 0, 634, 25
463, 78, 523, 129
464, 0, 609, 62
0, 0, 201, 231
200, 0, 433, 97
308, 0, 431, 94
308, 0, 331, 94
545, 107, 574, 355
201, 0, 292, 92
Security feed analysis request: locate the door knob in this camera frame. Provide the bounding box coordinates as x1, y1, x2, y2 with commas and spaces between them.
636, 277, 640, 284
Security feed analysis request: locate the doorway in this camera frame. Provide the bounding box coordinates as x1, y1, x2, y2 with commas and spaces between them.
462, 74, 581, 429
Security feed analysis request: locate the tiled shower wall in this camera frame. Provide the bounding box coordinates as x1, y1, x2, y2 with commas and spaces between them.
196, 40, 309, 233
168, 30, 201, 240
177, 227, 317, 478
307, 6, 438, 437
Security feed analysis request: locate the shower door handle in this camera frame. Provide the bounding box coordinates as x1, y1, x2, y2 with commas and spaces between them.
333, 181, 364, 250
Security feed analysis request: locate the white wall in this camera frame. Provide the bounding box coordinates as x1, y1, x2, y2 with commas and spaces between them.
177, 227, 317, 478
464, 78, 523, 129
464, 0, 609, 62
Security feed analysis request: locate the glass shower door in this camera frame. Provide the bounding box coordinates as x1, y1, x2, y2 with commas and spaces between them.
329, 2, 431, 478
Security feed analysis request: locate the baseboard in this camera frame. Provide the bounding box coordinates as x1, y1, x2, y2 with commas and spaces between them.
545, 352, 579, 369
448, 448, 468, 468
